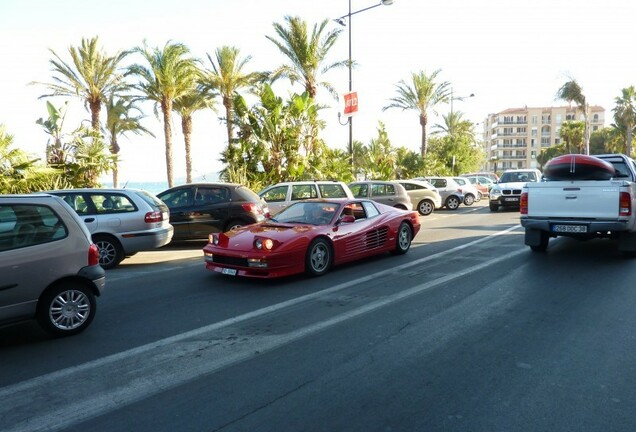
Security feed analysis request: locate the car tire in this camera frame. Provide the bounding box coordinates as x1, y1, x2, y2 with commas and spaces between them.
489, 203, 499, 212
392, 222, 412, 255
93, 234, 124, 269
464, 194, 475, 206
305, 238, 332, 277
445, 196, 460, 210
36, 282, 97, 336
529, 231, 549, 252
394, 204, 408, 210
225, 219, 245, 232
417, 199, 434, 216
476, 191, 483, 202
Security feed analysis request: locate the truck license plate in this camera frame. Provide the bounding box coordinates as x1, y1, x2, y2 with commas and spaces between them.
222, 268, 238, 276
552, 224, 588, 233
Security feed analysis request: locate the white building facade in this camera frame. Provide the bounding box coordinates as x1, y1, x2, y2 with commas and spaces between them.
482, 106, 605, 172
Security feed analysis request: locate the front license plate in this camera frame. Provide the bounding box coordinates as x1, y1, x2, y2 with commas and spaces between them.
504, 197, 519, 202
221, 268, 238, 276
552, 224, 588, 233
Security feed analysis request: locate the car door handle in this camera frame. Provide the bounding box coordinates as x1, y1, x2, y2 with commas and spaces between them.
84, 218, 95, 223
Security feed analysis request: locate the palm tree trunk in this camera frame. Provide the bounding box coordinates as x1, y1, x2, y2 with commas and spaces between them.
182, 115, 193, 183
90, 100, 101, 132
627, 124, 633, 157
110, 136, 120, 188
224, 96, 233, 149
162, 100, 175, 188
420, 113, 428, 158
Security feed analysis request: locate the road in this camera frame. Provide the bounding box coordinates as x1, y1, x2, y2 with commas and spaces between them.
2, 202, 636, 432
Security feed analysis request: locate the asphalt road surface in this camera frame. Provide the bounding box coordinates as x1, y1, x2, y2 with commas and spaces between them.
2, 202, 636, 432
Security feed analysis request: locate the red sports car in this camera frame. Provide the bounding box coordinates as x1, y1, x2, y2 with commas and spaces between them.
203, 198, 421, 278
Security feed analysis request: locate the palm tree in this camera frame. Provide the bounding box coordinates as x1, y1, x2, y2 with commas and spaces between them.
432, 111, 475, 141
173, 88, 216, 183
266, 16, 345, 100
383, 69, 450, 158
33, 36, 129, 132
612, 86, 636, 157
202, 46, 261, 152
558, 121, 585, 154
556, 79, 589, 154
129, 41, 200, 187
104, 96, 155, 187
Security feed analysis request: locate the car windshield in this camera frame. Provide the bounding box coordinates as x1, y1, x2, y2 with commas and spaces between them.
499, 171, 537, 183
271, 202, 339, 225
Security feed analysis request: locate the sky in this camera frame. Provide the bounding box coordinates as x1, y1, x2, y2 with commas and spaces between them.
1, 0, 635, 184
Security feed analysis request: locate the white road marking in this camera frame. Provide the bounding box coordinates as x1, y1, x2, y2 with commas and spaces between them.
0, 225, 524, 432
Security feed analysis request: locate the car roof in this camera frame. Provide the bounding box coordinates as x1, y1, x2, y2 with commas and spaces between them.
46, 188, 146, 193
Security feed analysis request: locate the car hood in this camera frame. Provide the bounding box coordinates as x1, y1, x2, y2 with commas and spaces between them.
213, 222, 320, 252
493, 181, 528, 190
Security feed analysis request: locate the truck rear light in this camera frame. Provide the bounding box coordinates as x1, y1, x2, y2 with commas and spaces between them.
88, 243, 99, 266
619, 192, 632, 216
520, 192, 528, 214
144, 211, 163, 223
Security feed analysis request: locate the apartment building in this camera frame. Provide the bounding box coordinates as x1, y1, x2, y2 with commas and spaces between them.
482, 105, 605, 172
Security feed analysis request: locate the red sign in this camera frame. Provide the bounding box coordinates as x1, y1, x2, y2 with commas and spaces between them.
343, 91, 358, 117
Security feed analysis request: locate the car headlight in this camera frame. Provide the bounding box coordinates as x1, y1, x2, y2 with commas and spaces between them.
491, 188, 501, 196
209, 233, 219, 245
254, 238, 274, 250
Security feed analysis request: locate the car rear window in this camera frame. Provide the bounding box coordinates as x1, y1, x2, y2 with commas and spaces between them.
234, 185, 263, 202
136, 190, 166, 208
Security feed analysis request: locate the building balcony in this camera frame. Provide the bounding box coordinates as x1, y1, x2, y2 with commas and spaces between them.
499, 155, 527, 160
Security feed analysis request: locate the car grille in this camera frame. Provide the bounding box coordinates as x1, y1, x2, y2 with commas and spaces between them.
502, 189, 522, 195
211, 255, 248, 267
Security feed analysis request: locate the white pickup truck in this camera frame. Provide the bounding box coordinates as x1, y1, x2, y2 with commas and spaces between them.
520, 153, 636, 254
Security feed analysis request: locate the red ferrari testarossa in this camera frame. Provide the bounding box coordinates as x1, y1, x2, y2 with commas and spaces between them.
203, 199, 421, 278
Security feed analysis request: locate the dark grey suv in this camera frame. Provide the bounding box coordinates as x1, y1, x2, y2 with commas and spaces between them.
157, 183, 269, 240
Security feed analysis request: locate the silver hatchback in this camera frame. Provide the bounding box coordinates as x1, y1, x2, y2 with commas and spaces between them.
348, 181, 412, 210
0, 194, 105, 336
47, 189, 174, 269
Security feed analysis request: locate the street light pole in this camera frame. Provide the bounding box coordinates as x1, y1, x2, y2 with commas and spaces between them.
450, 87, 475, 117
335, 0, 394, 172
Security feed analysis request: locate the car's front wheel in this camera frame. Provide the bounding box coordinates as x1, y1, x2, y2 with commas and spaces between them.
93, 235, 124, 269
37, 282, 97, 336
392, 222, 412, 255
445, 196, 460, 210
417, 199, 434, 216
489, 202, 499, 212
305, 238, 332, 277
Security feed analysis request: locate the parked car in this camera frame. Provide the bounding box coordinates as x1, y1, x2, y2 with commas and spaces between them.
47, 188, 174, 269
258, 180, 354, 215
348, 181, 412, 210
461, 171, 499, 183
453, 177, 482, 205
415, 177, 465, 210
0, 194, 105, 336
157, 182, 268, 241
397, 179, 443, 216
462, 175, 493, 197
489, 168, 543, 211
204, 199, 420, 278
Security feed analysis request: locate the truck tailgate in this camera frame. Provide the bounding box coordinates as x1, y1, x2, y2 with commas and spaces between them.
527, 181, 619, 219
